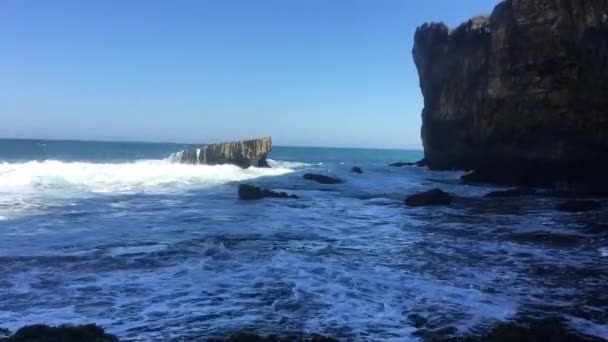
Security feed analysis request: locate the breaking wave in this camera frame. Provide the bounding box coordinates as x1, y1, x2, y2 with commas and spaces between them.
0, 159, 294, 218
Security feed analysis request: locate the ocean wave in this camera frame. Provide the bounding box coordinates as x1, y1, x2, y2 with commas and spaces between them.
0, 159, 296, 218
267, 158, 319, 169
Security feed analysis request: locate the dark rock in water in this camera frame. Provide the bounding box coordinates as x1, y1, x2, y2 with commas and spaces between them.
389, 159, 426, 167
1, 324, 119, 342
405, 188, 452, 207
556, 200, 602, 212
484, 187, 536, 198
351, 166, 363, 174
303, 174, 343, 184
173, 137, 271, 168
442, 317, 606, 342
208, 332, 338, 342
238, 184, 298, 200
413, 0, 608, 193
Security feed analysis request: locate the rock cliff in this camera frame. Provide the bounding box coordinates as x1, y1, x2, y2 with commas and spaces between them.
413, 0, 608, 192
172, 137, 271, 168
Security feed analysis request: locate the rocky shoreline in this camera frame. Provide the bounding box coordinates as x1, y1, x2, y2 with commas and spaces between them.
1, 317, 604, 341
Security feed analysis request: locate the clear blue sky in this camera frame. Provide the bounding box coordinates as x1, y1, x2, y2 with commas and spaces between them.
1, 0, 496, 149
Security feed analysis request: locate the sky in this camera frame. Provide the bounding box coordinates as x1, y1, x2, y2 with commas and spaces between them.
0, 0, 497, 149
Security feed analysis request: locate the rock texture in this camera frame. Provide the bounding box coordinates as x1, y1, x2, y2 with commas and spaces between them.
238, 184, 298, 200
173, 137, 271, 168
405, 188, 452, 207
413, 0, 608, 192
303, 174, 344, 184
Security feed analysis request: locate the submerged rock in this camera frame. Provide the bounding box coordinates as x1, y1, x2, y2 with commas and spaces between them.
351, 166, 363, 174
484, 187, 536, 198
303, 173, 344, 184
172, 137, 271, 168
0, 324, 119, 342
405, 188, 452, 207
556, 200, 602, 212
413, 0, 608, 193
238, 184, 298, 200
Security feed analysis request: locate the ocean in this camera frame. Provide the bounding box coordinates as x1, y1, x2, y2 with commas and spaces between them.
0, 139, 606, 341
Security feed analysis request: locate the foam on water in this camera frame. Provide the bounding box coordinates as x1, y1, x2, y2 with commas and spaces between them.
0, 159, 293, 218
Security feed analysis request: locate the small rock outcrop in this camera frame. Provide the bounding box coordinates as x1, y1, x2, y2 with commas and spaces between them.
405, 188, 452, 207
238, 184, 298, 200
303, 174, 344, 184
351, 167, 363, 174
389, 159, 426, 167
172, 137, 271, 168
484, 187, 536, 198
413, 0, 608, 193
0, 324, 119, 342
556, 200, 602, 212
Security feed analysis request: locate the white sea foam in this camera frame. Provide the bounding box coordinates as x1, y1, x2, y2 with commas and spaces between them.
267, 158, 318, 169
0, 159, 294, 218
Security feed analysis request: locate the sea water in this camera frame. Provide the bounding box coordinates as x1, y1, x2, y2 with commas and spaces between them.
0, 139, 606, 341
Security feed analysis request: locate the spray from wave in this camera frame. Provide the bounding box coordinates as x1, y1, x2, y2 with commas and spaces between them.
0, 157, 298, 219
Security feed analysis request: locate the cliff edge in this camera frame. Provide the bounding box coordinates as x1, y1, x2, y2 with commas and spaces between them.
413, 0, 608, 193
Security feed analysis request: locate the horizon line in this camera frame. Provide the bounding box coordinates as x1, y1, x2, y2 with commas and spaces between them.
0, 136, 423, 152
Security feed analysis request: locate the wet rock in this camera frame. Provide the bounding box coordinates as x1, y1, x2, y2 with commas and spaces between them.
414, 0, 608, 193
351, 167, 363, 174
556, 200, 602, 212
484, 187, 536, 198
303, 174, 343, 184
1, 324, 119, 342
238, 184, 298, 200
173, 137, 272, 168
405, 188, 452, 207
389, 159, 426, 167
444, 317, 606, 342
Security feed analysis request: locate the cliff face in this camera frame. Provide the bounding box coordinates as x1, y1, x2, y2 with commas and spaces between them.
174, 137, 271, 168
413, 0, 608, 190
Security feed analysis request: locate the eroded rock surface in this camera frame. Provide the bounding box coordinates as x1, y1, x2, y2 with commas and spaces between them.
414, 0, 608, 192
173, 137, 271, 168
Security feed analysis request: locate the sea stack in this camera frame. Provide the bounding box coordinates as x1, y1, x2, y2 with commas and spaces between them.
413, 0, 608, 193
173, 137, 271, 168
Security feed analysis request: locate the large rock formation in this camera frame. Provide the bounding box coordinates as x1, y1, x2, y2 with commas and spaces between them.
172, 137, 271, 168
413, 0, 608, 193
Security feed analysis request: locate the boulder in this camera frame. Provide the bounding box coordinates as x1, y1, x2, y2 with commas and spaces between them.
405, 188, 452, 207
413, 0, 608, 193
2, 324, 119, 342
484, 187, 536, 198
172, 137, 271, 168
238, 184, 298, 200
351, 167, 363, 174
556, 200, 602, 212
303, 174, 344, 184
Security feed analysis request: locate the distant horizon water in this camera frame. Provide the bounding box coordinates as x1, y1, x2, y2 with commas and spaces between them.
0, 137, 423, 152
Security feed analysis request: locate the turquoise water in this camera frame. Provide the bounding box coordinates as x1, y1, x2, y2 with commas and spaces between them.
0, 139, 606, 341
